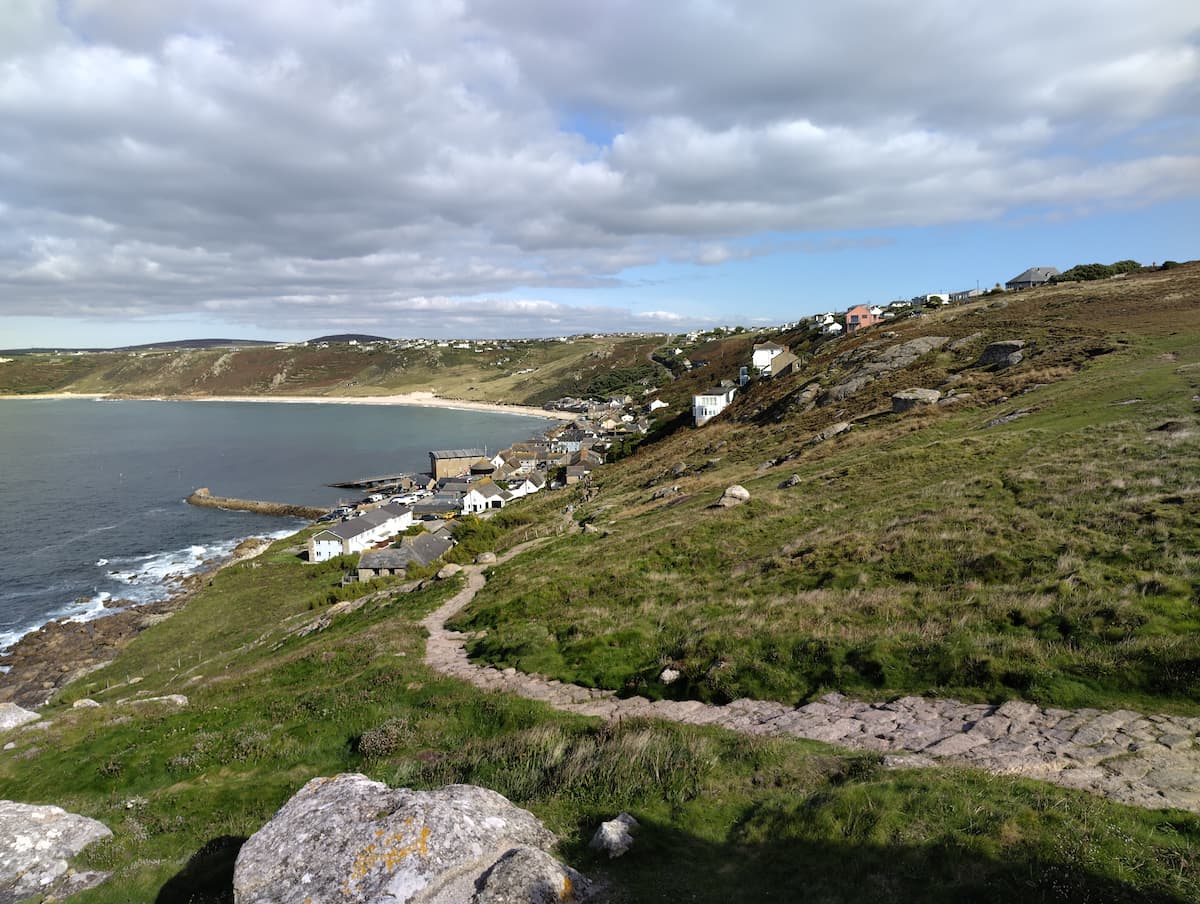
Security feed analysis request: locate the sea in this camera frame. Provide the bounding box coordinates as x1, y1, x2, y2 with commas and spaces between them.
0, 398, 554, 658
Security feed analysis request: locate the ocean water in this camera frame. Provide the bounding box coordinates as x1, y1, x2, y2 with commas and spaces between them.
0, 398, 553, 654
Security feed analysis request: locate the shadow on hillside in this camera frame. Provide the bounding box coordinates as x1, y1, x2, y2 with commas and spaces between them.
152, 808, 1194, 903
156, 835, 245, 904
575, 807, 1193, 904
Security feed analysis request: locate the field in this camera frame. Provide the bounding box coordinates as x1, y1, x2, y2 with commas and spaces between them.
0, 533, 1196, 902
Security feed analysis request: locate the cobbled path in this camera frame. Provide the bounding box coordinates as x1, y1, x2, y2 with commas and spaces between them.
423, 550, 1200, 813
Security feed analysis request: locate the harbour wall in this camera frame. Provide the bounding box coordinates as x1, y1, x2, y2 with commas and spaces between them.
186, 487, 327, 520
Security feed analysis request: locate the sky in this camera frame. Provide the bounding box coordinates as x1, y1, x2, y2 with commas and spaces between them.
1, 1, 1198, 346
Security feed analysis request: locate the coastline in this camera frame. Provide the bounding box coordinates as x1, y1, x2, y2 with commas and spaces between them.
0, 532, 294, 710
0, 390, 576, 421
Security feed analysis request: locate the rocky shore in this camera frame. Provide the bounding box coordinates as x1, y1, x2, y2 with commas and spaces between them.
0, 537, 273, 709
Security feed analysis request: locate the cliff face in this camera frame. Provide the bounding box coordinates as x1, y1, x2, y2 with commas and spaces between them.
186, 487, 327, 520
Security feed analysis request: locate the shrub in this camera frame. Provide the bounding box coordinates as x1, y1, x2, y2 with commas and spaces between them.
356, 718, 412, 759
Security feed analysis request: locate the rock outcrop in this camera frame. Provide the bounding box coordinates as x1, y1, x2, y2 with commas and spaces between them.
0, 800, 111, 902
820, 337, 951, 405
0, 704, 39, 732
891, 388, 941, 412
712, 485, 750, 508
233, 775, 588, 904
977, 340, 1026, 369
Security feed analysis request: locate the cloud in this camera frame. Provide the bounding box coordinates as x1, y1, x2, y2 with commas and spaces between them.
0, 0, 1197, 335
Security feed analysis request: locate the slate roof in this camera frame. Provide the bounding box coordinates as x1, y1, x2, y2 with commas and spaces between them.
1006, 266, 1060, 285
429, 449, 486, 460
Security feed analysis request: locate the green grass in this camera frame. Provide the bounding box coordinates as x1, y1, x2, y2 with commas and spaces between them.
455, 327, 1200, 712
1, 533, 1197, 902
4, 268, 1200, 901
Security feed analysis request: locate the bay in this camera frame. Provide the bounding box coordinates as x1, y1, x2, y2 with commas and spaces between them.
0, 398, 553, 653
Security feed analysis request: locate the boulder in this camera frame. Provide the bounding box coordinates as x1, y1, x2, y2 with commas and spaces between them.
812, 421, 851, 444
977, 340, 1026, 369
589, 812, 639, 859
0, 704, 39, 732
0, 800, 112, 901
714, 485, 750, 508
669, 462, 688, 477
72, 698, 101, 709
474, 846, 586, 904
233, 775, 588, 904
821, 374, 874, 404
436, 563, 463, 580
659, 668, 681, 685
474, 552, 497, 565
779, 474, 802, 489
891, 389, 942, 413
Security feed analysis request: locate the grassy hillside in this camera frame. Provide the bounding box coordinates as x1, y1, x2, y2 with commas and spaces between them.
1, 534, 1196, 902
0, 335, 672, 406
3, 266, 1199, 901
456, 265, 1200, 712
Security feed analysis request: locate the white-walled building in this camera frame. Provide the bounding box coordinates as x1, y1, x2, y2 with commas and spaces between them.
751, 342, 785, 372
307, 503, 414, 562
693, 386, 738, 426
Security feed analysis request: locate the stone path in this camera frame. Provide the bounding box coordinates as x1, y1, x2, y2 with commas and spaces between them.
423, 553, 1200, 814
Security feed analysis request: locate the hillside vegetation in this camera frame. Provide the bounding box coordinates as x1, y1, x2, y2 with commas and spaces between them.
457, 264, 1200, 712
0, 335, 671, 406
1, 265, 1198, 902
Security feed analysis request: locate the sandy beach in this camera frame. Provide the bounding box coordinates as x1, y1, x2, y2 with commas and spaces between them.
0, 390, 576, 420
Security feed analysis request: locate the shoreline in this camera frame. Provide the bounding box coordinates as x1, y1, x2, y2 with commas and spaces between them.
0, 531, 296, 709
0, 390, 576, 421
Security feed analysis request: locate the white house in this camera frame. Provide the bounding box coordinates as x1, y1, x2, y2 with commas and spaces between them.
461, 480, 513, 514
648, 399, 669, 412
693, 386, 737, 426
506, 472, 546, 499
821, 321, 844, 336
752, 342, 785, 372
307, 503, 413, 562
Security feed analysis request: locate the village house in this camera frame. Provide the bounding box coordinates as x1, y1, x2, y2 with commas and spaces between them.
822, 320, 844, 336
505, 471, 546, 499
461, 479, 513, 514
308, 503, 414, 562
355, 531, 455, 581
752, 342, 785, 371
551, 429, 590, 454
1005, 266, 1059, 290
950, 288, 983, 302
845, 304, 883, 333
693, 386, 737, 426
428, 448, 487, 480
412, 493, 464, 519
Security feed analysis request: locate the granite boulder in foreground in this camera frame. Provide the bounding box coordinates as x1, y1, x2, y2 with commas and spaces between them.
233, 775, 589, 903
0, 800, 111, 903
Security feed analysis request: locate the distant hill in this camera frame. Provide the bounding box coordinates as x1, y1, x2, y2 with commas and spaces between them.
306, 333, 393, 344
0, 338, 278, 355
119, 338, 279, 351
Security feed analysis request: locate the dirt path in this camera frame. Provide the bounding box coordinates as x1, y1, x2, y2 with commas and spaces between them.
423, 553, 1200, 814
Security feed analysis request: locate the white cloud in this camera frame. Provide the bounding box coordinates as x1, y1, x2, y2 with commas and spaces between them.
0, 0, 1197, 336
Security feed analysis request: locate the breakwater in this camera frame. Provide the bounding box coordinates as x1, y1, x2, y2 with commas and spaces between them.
186, 488, 327, 520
